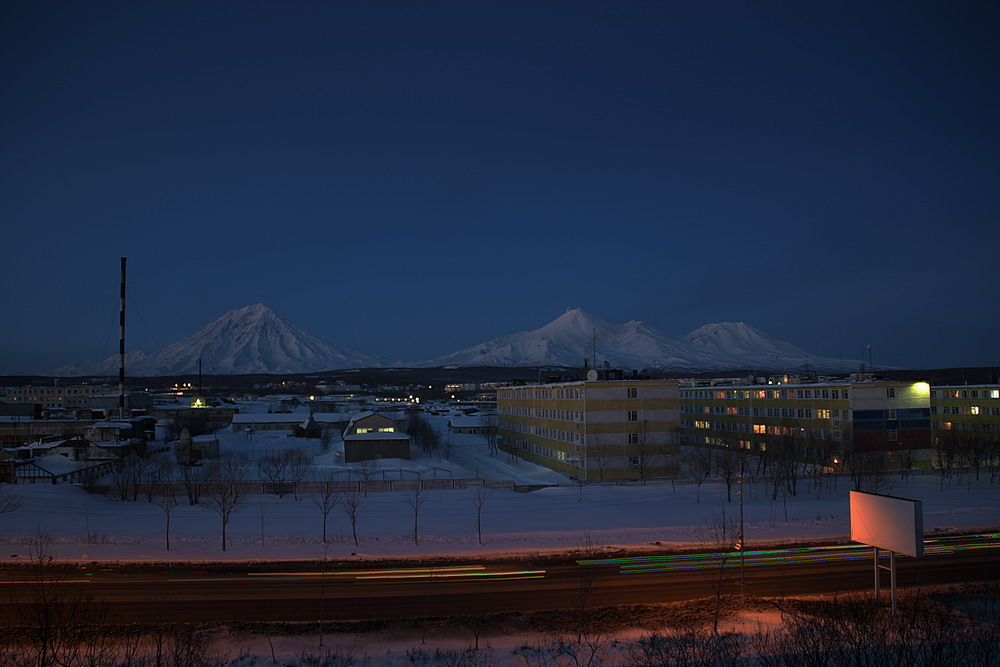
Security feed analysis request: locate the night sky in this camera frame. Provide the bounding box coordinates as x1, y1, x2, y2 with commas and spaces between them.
2, 2, 998, 373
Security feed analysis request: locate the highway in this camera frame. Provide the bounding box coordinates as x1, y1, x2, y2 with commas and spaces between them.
0, 534, 997, 624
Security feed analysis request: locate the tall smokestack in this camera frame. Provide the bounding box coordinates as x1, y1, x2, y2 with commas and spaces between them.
119, 257, 127, 420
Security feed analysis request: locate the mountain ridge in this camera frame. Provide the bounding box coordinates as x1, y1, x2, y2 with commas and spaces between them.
53, 306, 863, 376
54, 304, 384, 376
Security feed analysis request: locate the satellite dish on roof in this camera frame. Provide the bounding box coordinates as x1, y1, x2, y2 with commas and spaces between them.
586, 369, 598, 381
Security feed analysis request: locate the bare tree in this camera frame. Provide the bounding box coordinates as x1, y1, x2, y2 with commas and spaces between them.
200, 453, 249, 551
148, 458, 179, 551
631, 423, 661, 481
355, 459, 378, 497
311, 471, 341, 543
257, 450, 292, 498
685, 446, 713, 503
342, 491, 363, 547
107, 452, 147, 502
179, 462, 207, 505
590, 444, 612, 483
407, 485, 426, 545
699, 506, 739, 635
851, 444, 892, 494
288, 448, 312, 500
470, 486, 490, 545
409, 410, 442, 457
482, 413, 499, 456
715, 444, 741, 503
0, 484, 22, 516
319, 426, 334, 452
958, 432, 990, 482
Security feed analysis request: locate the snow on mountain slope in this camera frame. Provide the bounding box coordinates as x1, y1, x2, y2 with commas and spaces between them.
54, 306, 861, 376
417, 309, 702, 370
681, 322, 860, 371
55, 304, 383, 376
415, 310, 861, 371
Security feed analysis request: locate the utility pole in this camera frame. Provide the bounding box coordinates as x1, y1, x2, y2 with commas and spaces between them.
118, 257, 127, 421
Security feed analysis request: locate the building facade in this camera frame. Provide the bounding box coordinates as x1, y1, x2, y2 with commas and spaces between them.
930, 385, 1000, 444
679, 380, 933, 464
2, 385, 150, 413
497, 379, 680, 481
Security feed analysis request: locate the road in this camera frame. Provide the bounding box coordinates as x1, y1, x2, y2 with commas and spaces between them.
1, 534, 997, 624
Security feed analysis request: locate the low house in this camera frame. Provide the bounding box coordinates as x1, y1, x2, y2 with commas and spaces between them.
231, 412, 352, 434
447, 417, 488, 435
342, 411, 410, 463
172, 428, 220, 464
293, 413, 322, 439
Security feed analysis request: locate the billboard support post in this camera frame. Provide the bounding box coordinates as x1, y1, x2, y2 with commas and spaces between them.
850, 490, 923, 614
873, 547, 879, 603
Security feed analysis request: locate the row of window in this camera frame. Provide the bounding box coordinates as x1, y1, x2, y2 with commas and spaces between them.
501, 387, 585, 401
935, 422, 1000, 432
504, 437, 569, 463
685, 419, 844, 441
498, 405, 584, 422
501, 420, 582, 444
934, 389, 1000, 399
683, 388, 851, 401
931, 406, 1000, 416
683, 405, 846, 420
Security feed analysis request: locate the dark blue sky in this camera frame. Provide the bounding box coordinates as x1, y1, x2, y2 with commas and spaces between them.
2, 1, 998, 372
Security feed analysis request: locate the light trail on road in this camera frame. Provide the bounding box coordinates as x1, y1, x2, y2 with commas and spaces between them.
576, 532, 1000, 574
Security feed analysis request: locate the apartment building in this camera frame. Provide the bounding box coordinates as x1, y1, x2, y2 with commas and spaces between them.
679, 380, 933, 464
496, 379, 680, 481
930, 385, 1000, 440
3, 385, 108, 410
2, 385, 151, 413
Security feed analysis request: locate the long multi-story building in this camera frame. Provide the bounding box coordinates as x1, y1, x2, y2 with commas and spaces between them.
679, 379, 933, 464
497, 379, 680, 481
2, 384, 151, 413
930, 385, 1000, 440
3, 385, 109, 410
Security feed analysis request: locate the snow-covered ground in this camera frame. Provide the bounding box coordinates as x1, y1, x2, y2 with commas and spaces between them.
3, 417, 998, 563
3, 410, 998, 667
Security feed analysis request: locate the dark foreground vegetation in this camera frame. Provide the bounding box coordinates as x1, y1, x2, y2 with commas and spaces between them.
0, 583, 997, 666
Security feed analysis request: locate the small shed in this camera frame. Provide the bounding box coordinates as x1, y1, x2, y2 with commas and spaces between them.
343, 432, 411, 463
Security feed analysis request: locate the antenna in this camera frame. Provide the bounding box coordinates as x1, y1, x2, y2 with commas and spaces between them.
593, 326, 597, 371
118, 257, 127, 421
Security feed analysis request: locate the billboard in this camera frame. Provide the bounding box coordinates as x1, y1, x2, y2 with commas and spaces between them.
849, 490, 924, 558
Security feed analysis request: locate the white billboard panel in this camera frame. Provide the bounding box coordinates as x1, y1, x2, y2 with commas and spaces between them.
849, 490, 924, 558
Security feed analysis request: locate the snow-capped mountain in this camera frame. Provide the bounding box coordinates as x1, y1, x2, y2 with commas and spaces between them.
414, 309, 861, 371
55, 304, 383, 376
415, 309, 701, 369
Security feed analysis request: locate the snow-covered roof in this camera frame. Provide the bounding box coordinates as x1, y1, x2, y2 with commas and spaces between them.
231, 412, 349, 424
448, 417, 486, 428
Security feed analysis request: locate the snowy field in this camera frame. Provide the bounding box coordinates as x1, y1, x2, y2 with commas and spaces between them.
2, 412, 998, 563
2, 411, 999, 667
